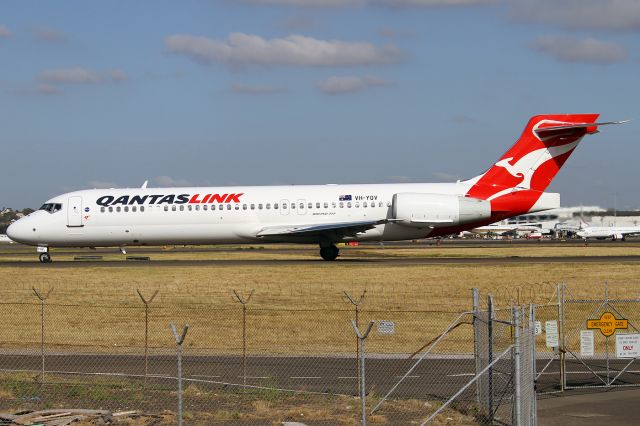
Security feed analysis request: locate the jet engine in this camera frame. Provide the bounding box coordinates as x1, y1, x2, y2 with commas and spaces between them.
392, 193, 491, 228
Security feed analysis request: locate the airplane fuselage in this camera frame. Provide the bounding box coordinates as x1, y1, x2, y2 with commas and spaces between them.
11, 182, 500, 248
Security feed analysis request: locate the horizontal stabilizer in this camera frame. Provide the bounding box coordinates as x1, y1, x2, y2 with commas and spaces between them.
534, 120, 628, 136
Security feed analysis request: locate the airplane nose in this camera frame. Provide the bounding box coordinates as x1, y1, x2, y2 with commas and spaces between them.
6, 219, 31, 244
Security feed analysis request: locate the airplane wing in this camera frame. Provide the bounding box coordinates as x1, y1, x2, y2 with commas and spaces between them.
256, 218, 402, 239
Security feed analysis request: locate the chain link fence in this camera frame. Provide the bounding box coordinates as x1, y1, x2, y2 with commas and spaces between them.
7, 281, 639, 424
0, 285, 547, 425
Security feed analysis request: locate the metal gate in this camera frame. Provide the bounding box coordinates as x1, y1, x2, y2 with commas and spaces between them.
563, 283, 640, 390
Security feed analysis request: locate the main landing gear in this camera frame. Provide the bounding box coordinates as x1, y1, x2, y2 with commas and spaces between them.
39, 252, 52, 263
319, 244, 339, 261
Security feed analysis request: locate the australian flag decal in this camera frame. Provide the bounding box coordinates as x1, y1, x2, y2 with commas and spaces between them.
339, 195, 352, 201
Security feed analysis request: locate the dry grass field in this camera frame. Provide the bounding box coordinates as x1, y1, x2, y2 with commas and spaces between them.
1, 242, 640, 355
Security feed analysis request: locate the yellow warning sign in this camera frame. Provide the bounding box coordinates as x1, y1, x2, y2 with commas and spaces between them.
587, 312, 628, 337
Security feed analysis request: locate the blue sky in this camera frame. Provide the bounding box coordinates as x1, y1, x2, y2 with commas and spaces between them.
1, 0, 638, 209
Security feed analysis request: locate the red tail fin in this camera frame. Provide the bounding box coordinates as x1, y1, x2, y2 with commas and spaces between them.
466, 114, 600, 204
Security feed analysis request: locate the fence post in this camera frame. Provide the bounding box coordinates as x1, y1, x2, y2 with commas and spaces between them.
170, 322, 189, 426
233, 289, 254, 391
351, 320, 374, 426
472, 288, 481, 404
487, 294, 494, 422
136, 289, 158, 384
558, 282, 566, 391
530, 303, 538, 426
344, 290, 366, 396
513, 307, 521, 426
32, 287, 53, 384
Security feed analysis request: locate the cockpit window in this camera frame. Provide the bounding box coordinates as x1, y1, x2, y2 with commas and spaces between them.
39, 203, 63, 213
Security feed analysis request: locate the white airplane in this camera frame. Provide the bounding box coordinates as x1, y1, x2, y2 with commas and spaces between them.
7, 114, 624, 262
576, 223, 640, 241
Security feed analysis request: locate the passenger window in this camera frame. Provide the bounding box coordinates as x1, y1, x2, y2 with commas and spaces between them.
108, 206, 113, 213
316, 202, 320, 209
196, 205, 200, 211
323, 202, 328, 208
332, 202, 337, 208
116, 206, 121, 212
164, 206, 169, 212
100, 207, 105, 213
125, 206, 130, 212
203, 205, 207, 211
235, 204, 240, 210
339, 202, 344, 208
308, 203, 313, 209
243, 204, 247, 210
299, 203, 304, 209
291, 203, 295, 209
355, 202, 359, 208
274, 203, 278, 209
266, 203, 270, 209
258, 204, 263, 210
227, 204, 231, 210
251, 204, 255, 210
141, 206, 145, 212
347, 202, 352, 208
132, 206, 137, 212
363, 202, 367, 208
379, 201, 383, 207
187, 205, 192, 211
180, 205, 184, 211
172, 205, 177, 211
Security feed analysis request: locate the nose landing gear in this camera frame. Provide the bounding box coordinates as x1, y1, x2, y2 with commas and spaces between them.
39, 252, 52, 263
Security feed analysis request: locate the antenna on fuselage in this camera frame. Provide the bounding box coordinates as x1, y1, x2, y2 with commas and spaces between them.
141, 180, 148, 189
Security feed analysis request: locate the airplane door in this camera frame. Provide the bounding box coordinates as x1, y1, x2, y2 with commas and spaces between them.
67, 196, 83, 227
280, 199, 289, 216
297, 199, 306, 215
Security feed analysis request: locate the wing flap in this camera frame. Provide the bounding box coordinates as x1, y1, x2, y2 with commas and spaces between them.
256, 219, 397, 238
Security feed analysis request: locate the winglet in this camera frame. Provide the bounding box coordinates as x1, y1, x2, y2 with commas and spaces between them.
141, 180, 148, 189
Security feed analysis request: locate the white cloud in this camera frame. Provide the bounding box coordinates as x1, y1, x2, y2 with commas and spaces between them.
247, 0, 365, 6
0, 25, 11, 38
530, 36, 627, 64
107, 69, 129, 82
510, 0, 640, 31
231, 83, 287, 94
40, 67, 102, 84
34, 26, 65, 42
247, 0, 495, 6
380, 0, 497, 6
165, 33, 403, 68
153, 176, 192, 187
11, 84, 63, 97
38, 67, 129, 85
316, 75, 389, 94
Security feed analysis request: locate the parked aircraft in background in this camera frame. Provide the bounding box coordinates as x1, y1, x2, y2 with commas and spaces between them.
576, 223, 640, 241
471, 223, 542, 237
7, 114, 624, 262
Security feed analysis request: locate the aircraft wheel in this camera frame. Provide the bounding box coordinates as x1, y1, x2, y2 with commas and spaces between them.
39, 253, 52, 263
320, 245, 339, 261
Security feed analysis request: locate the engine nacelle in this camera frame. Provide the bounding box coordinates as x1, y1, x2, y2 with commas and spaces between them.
392, 193, 491, 228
